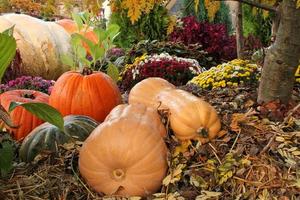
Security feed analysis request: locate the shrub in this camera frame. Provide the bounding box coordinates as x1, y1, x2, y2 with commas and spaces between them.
109, 3, 173, 49
188, 59, 260, 90
183, 0, 233, 33
0, 76, 55, 95
169, 16, 237, 63
120, 53, 204, 90
124, 40, 217, 69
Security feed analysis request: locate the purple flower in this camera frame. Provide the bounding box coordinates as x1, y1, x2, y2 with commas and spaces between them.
0, 76, 55, 95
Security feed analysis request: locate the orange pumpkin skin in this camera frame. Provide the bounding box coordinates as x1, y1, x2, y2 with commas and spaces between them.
0, 89, 49, 140
128, 77, 175, 109
128, 77, 221, 143
79, 104, 168, 197
49, 71, 122, 122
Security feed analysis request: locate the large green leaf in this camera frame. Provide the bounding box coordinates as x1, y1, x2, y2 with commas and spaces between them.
9, 102, 64, 131
0, 29, 17, 83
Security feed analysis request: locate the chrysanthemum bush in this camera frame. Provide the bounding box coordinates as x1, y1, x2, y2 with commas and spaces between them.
0, 76, 55, 95
188, 59, 261, 90
119, 53, 204, 90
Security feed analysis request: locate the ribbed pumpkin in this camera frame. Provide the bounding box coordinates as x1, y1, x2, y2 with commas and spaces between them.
79, 104, 168, 197
129, 77, 221, 143
0, 13, 71, 80
49, 68, 122, 122
20, 115, 98, 162
0, 89, 49, 140
128, 77, 175, 109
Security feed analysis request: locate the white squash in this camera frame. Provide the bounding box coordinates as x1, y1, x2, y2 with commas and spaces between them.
0, 13, 72, 80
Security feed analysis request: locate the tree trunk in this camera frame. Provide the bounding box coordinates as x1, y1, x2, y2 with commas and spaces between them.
235, 2, 244, 58
258, 0, 300, 104
270, 4, 281, 42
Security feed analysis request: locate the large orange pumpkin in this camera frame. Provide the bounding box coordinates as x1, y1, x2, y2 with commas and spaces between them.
0, 89, 49, 140
129, 77, 222, 143
79, 104, 168, 197
49, 68, 122, 122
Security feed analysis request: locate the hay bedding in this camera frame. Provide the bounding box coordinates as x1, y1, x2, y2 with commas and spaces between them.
0, 84, 299, 200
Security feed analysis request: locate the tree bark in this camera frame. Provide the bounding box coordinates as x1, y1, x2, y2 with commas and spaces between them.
258, 0, 300, 104
235, 1, 244, 58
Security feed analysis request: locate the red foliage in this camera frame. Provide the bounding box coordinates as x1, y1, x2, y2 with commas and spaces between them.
169, 16, 237, 63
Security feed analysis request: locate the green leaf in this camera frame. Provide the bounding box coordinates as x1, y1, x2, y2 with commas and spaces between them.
106, 24, 120, 42
76, 34, 95, 54
78, 11, 90, 25
0, 141, 14, 177
107, 63, 119, 82
71, 33, 82, 47
76, 45, 87, 60
94, 27, 108, 43
0, 31, 16, 83
9, 102, 64, 131
60, 53, 74, 68
2, 25, 15, 36
92, 45, 105, 61
72, 12, 83, 31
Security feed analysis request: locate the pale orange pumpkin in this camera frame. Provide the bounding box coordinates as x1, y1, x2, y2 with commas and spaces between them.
128, 77, 221, 143
79, 104, 168, 197
128, 77, 175, 109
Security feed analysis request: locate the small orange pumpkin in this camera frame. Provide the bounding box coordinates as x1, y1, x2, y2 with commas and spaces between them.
79, 104, 168, 197
128, 77, 221, 143
0, 89, 49, 140
49, 68, 122, 122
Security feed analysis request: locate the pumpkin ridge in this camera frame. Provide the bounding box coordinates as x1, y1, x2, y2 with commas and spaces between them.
127, 130, 165, 169
68, 74, 81, 115
83, 76, 94, 119
93, 74, 107, 121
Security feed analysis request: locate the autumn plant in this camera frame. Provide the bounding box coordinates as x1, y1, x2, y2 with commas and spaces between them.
189, 59, 260, 90
0, 76, 55, 95
124, 40, 217, 69
120, 53, 204, 90
61, 11, 120, 81
109, 1, 176, 48
169, 16, 237, 63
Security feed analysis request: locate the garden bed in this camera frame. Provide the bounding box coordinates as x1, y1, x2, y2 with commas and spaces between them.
1, 83, 299, 200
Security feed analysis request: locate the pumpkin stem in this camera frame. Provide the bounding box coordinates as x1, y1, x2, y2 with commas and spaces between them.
196, 127, 209, 138
81, 67, 93, 76
22, 93, 35, 99
112, 169, 125, 181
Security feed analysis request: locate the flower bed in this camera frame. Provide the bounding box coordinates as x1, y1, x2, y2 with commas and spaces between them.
0, 76, 55, 95
120, 53, 204, 90
189, 59, 260, 90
